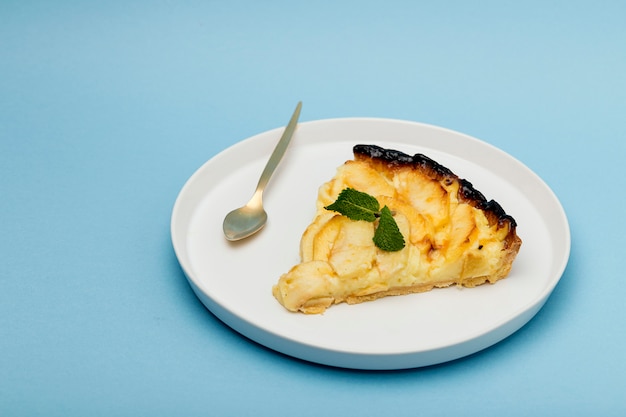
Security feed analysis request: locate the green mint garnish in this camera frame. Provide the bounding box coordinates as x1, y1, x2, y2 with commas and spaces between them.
324, 188, 406, 252
324, 188, 380, 222
373, 205, 406, 252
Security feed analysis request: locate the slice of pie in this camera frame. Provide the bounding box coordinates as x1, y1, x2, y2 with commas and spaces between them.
272, 144, 522, 314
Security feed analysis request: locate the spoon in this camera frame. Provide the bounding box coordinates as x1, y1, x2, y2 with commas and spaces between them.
222, 101, 302, 241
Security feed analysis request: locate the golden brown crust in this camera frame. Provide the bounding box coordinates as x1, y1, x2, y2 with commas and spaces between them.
353, 144, 518, 229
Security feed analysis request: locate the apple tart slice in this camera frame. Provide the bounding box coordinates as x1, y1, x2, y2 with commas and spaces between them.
272, 144, 522, 314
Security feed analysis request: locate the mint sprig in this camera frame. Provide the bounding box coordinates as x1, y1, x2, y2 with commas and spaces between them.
324, 188, 406, 252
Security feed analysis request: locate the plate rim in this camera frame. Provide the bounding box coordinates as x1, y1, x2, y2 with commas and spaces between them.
171, 117, 571, 369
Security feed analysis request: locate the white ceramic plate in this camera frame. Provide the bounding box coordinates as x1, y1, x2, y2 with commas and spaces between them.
171, 118, 570, 370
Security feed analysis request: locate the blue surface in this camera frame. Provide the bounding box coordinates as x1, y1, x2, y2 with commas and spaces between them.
1, 1, 625, 415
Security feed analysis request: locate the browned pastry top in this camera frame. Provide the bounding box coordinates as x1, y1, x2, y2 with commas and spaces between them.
353, 144, 517, 229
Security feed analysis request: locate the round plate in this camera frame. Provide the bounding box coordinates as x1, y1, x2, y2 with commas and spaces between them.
171, 118, 570, 370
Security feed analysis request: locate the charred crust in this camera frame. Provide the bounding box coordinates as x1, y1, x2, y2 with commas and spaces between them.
353, 144, 517, 229
353, 144, 414, 164
458, 179, 517, 228
354, 144, 455, 180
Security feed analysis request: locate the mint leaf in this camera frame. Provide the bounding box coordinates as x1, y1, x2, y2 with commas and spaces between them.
373, 205, 406, 252
324, 188, 380, 222
325, 188, 406, 252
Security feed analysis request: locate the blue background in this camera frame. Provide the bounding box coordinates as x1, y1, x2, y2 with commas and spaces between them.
2, 1, 625, 415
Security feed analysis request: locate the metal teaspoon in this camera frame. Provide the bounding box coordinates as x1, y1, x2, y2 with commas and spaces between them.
222, 101, 302, 241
